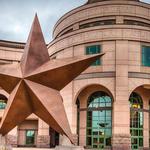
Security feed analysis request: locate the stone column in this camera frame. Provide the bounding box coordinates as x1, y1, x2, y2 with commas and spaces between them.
37, 119, 50, 148
72, 104, 78, 145
143, 98, 149, 149
112, 41, 131, 150
78, 92, 87, 147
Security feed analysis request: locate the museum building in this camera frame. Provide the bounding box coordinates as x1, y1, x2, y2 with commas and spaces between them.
0, 0, 150, 149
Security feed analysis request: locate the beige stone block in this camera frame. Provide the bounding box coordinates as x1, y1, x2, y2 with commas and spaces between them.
113, 126, 130, 135
103, 60, 115, 65
135, 6, 149, 17
113, 104, 129, 112
128, 60, 140, 66
116, 41, 129, 61
102, 41, 115, 52
102, 65, 115, 71
74, 45, 84, 56
128, 41, 140, 52
116, 65, 128, 77
129, 52, 140, 61
116, 77, 128, 86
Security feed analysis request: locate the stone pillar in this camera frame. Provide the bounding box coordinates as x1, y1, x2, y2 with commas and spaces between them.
112, 41, 131, 150
79, 110, 86, 146
143, 99, 149, 149
78, 92, 87, 147
37, 119, 50, 148
72, 104, 78, 145
6, 127, 18, 147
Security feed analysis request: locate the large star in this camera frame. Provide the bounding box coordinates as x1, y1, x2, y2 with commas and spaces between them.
0, 15, 104, 143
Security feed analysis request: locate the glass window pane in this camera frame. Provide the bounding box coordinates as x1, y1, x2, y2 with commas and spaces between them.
142, 45, 150, 67
87, 137, 92, 146
86, 45, 101, 66
0, 100, 6, 109
26, 130, 35, 145
106, 137, 111, 146
139, 138, 143, 147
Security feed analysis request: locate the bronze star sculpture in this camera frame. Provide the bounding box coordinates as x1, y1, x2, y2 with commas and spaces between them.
0, 15, 104, 143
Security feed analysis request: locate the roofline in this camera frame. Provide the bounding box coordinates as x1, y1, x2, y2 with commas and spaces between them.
0, 39, 48, 49
0, 40, 25, 49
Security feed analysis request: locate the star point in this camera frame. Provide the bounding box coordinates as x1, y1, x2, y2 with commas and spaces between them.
20, 14, 50, 76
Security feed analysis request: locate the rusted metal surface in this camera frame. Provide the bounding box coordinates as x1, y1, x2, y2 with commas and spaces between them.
0, 15, 104, 143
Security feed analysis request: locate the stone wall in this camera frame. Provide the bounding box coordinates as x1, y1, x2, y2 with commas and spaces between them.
6, 135, 17, 147
37, 135, 50, 148
112, 134, 131, 150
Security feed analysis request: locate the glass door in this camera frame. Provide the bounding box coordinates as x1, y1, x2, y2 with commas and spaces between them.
129, 92, 143, 150
87, 110, 111, 149
130, 111, 143, 150
86, 91, 112, 149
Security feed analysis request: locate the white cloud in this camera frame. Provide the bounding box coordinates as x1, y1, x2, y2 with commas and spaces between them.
0, 0, 87, 42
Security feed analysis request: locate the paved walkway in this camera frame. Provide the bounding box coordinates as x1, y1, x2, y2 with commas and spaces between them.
13, 148, 54, 150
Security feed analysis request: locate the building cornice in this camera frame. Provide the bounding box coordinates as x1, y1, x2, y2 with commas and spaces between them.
87, 0, 139, 4
0, 40, 25, 49
53, 0, 150, 38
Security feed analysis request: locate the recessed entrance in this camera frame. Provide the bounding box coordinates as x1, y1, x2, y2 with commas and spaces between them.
129, 92, 143, 150
76, 86, 113, 149
86, 91, 112, 149
18, 120, 38, 147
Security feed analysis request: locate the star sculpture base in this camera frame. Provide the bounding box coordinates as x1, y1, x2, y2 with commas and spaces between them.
0, 135, 12, 150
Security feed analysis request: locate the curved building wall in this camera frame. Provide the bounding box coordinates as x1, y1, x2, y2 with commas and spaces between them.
48, 0, 150, 149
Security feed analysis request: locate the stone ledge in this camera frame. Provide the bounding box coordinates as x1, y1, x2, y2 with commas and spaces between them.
55, 146, 84, 150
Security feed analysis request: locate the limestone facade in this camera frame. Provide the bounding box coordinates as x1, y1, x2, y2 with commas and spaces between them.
0, 0, 150, 149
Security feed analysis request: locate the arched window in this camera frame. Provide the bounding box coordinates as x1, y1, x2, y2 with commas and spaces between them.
86, 91, 112, 149
129, 92, 143, 150
0, 94, 7, 109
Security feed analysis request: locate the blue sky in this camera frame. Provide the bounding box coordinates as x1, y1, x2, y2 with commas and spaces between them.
0, 0, 149, 43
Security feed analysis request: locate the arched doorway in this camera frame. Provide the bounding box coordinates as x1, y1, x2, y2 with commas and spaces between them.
77, 87, 113, 149
86, 91, 112, 149
129, 92, 143, 150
